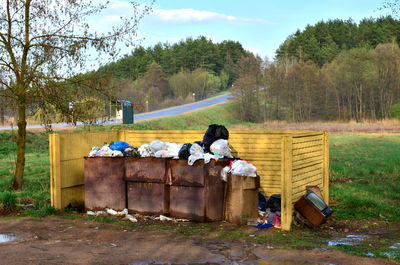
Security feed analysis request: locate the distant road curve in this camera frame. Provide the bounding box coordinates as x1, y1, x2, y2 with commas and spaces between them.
0, 93, 233, 130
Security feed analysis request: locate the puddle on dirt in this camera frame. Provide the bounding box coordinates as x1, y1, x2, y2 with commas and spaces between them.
327, 234, 369, 246
0, 234, 17, 243
130, 259, 335, 265
257, 260, 334, 265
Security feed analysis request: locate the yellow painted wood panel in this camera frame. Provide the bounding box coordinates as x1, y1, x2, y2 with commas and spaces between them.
293, 141, 323, 150
49, 134, 61, 209
60, 159, 84, 188
292, 135, 323, 144
260, 178, 281, 185
292, 145, 323, 156
255, 164, 281, 171
60, 185, 85, 208
59, 131, 119, 161
293, 179, 322, 195
281, 136, 293, 231
293, 155, 323, 168
293, 168, 323, 183
293, 173, 322, 188
293, 163, 323, 177
323, 132, 330, 204
293, 150, 323, 162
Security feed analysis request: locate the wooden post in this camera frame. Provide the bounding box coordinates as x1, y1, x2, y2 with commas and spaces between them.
49, 134, 62, 209
323, 131, 330, 205
281, 135, 293, 231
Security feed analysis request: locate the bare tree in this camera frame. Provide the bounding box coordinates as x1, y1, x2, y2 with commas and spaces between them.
0, 0, 152, 190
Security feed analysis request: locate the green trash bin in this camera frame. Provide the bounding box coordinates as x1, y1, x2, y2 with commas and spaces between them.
118, 100, 134, 124
123, 104, 134, 124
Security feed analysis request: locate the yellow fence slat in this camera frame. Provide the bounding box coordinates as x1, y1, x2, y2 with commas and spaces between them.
293, 140, 323, 150
292, 145, 323, 156
292, 135, 323, 144
293, 163, 323, 177
293, 155, 323, 169
281, 136, 293, 231
293, 150, 323, 162
293, 179, 322, 195
293, 168, 323, 183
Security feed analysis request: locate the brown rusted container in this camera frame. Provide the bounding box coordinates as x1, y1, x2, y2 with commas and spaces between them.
168, 159, 232, 221
84, 157, 126, 211
224, 174, 260, 225
125, 157, 167, 183
127, 182, 169, 215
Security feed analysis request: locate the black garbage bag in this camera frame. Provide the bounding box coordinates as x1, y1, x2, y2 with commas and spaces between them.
202, 124, 229, 153
266, 194, 281, 212
178, 143, 192, 159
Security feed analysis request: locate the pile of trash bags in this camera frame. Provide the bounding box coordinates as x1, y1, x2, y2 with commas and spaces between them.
88, 124, 238, 165
87, 123, 257, 177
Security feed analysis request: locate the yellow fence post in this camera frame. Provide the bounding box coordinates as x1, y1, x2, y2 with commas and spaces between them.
281, 135, 293, 231
49, 133, 62, 209
323, 131, 330, 205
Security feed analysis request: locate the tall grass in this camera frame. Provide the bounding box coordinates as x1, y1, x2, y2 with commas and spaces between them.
0, 131, 50, 213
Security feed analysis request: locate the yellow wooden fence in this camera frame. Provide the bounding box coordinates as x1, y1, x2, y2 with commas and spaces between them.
50, 130, 329, 231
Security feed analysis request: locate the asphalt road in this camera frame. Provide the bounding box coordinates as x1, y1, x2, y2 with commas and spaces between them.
0, 93, 232, 130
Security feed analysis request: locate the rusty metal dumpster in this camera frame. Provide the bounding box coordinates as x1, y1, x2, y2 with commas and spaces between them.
224, 174, 260, 224
168, 159, 231, 221
84, 157, 126, 211
125, 158, 169, 215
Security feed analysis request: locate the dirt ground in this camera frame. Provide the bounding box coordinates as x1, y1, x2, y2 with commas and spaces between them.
0, 217, 398, 265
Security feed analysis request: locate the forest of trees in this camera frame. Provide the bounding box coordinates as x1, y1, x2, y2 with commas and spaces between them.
95, 36, 248, 112
231, 16, 400, 122
3, 17, 400, 124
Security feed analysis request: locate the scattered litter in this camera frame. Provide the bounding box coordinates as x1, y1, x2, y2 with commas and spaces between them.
126, 214, 137, 223
155, 215, 173, 221
110, 243, 117, 247
86, 210, 106, 216
106, 208, 128, 217
252, 223, 273, 229
221, 160, 257, 181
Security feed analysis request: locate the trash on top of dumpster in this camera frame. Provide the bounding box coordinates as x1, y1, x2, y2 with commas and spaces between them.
109, 141, 130, 152
203, 124, 229, 153
210, 139, 233, 158
139, 140, 182, 158
123, 146, 140, 157
220, 159, 257, 181
88, 144, 123, 157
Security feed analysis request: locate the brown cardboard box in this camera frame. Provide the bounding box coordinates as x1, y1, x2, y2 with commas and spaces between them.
225, 174, 260, 225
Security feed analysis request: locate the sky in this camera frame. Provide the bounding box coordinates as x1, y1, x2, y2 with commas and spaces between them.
91, 0, 391, 62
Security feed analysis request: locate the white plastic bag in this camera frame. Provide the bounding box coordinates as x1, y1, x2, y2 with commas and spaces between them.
138, 144, 152, 157
210, 139, 233, 158
229, 160, 257, 177
149, 140, 166, 153
165, 143, 182, 159
190, 143, 204, 156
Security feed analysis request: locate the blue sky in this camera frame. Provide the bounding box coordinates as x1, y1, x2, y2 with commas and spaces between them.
93, 0, 390, 61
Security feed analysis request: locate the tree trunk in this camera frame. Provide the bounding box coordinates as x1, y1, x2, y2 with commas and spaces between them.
12, 101, 26, 190
0, 105, 4, 125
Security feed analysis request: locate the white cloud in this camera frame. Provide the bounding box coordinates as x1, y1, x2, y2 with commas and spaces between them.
152, 8, 270, 24
244, 46, 261, 55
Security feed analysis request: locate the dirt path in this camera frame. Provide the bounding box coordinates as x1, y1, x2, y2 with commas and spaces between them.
0, 217, 398, 265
